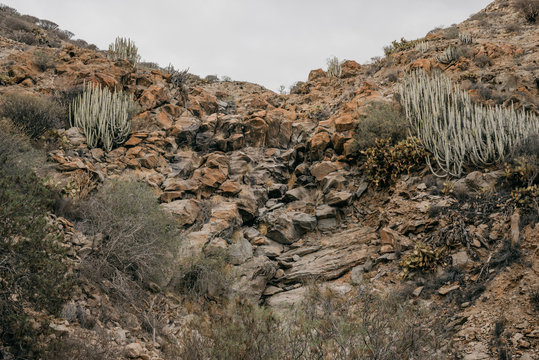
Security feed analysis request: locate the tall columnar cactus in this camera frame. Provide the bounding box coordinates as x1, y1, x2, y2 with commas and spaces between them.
70, 83, 138, 151
459, 32, 473, 44
107, 37, 141, 65
399, 70, 539, 177
327, 56, 342, 78
436, 46, 459, 64
414, 41, 429, 53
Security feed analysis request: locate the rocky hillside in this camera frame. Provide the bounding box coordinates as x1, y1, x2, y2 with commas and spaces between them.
0, 0, 537, 359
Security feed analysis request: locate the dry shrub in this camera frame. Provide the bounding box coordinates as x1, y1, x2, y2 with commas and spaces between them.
172, 249, 233, 300
78, 179, 180, 288
33, 49, 55, 71
179, 286, 449, 360
355, 102, 408, 150
0, 92, 65, 138
514, 0, 539, 23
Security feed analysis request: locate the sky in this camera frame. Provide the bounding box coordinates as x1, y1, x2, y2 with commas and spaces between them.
3, 0, 492, 92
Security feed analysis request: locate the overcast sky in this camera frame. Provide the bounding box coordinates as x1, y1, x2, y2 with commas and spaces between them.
3, 0, 492, 91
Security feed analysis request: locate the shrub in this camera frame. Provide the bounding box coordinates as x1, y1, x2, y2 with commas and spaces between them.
0, 92, 65, 137
355, 101, 408, 150
289, 81, 309, 95
172, 249, 232, 300
442, 25, 459, 39
78, 179, 179, 287
400, 242, 446, 277
70, 82, 138, 151
363, 137, 427, 187
0, 164, 73, 358
0, 119, 45, 173
384, 37, 424, 56
33, 49, 55, 71
399, 70, 539, 177
514, 0, 539, 23
326, 56, 342, 77
474, 54, 492, 68
180, 286, 447, 360
107, 36, 140, 65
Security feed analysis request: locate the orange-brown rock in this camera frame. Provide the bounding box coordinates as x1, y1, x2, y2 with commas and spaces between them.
310, 132, 331, 160
334, 114, 355, 132
308, 69, 326, 82
139, 85, 169, 110
340, 60, 361, 78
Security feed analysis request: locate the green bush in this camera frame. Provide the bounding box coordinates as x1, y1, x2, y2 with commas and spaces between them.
363, 137, 427, 187
107, 36, 140, 64
0, 92, 65, 138
70, 82, 138, 151
355, 102, 408, 150
0, 163, 73, 358
78, 179, 179, 287
400, 70, 539, 177
384, 37, 424, 56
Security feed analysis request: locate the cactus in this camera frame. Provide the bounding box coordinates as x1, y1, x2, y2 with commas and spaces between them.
327, 56, 342, 78
436, 46, 459, 64
107, 37, 140, 65
459, 32, 473, 44
399, 70, 539, 177
415, 41, 429, 53
70, 83, 138, 151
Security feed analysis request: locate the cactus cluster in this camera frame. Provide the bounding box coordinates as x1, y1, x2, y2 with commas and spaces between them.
70, 83, 138, 151
415, 41, 429, 53
326, 56, 342, 78
459, 32, 473, 44
399, 70, 539, 177
107, 37, 140, 65
436, 46, 459, 64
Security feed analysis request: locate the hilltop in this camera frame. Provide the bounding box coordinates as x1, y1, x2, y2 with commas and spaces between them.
0, 0, 537, 359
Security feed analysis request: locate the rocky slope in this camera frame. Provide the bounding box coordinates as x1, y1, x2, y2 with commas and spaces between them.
0, 0, 537, 359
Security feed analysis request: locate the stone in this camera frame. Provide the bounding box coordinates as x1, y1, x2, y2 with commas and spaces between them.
438, 283, 460, 295
139, 153, 161, 169
326, 190, 352, 207
161, 199, 200, 226
308, 68, 326, 82
229, 236, 253, 265
310, 161, 338, 181
315, 205, 337, 219
278, 226, 376, 283
334, 114, 355, 132
266, 287, 307, 309
125, 343, 143, 358
451, 251, 470, 268
309, 132, 331, 160
317, 218, 338, 230
413, 286, 424, 297
284, 187, 308, 202
340, 60, 362, 78
65, 127, 86, 146
350, 266, 364, 285
291, 212, 317, 232
231, 256, 276, 302
380, 245, 394, 254
220, 180, 242, 195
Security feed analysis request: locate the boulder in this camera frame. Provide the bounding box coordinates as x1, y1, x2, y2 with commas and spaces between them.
161, 199, 200, 226
325, 190, 352, 207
